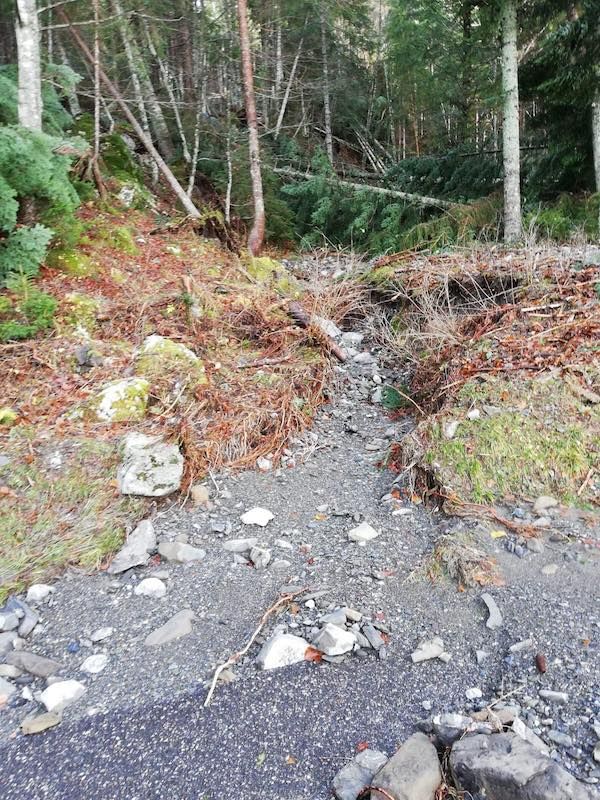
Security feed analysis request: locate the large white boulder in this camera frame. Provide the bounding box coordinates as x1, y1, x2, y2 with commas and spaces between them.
117, 433, 184, 497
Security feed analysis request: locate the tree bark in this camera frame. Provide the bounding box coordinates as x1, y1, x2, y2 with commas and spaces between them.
592, 90, 600, 194
500, 0, 522, 243
58, 8, 201, 219
237, 0, 265, 256
15, 0, 42, 130
320, 11, 334, 164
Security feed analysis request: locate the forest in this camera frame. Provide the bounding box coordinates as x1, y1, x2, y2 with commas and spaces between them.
1, 0, 599, 278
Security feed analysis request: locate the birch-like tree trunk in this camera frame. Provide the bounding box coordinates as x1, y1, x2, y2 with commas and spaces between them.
500, 0, 522, 243
237, 0, 265, 256
592, 90, 600, 194
320, 11, 334, 165
15, 0, 42, 130
274, 36, 303, 139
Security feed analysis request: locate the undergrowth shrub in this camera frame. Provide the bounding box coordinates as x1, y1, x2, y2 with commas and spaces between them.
0, 277, 57, 342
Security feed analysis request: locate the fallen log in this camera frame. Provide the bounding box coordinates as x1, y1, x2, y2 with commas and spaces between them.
288, 301, 347, 363
272, 167, 455, 210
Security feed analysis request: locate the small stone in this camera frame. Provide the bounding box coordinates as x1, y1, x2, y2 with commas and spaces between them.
256, 633, 309, 670
548, 730, 573, 748
108, 520, 156, 574
332, 749, 388, 800
527, 538, 544, 553
533, 516, 552, 529
411, 637, 445, 663
476, 650, 489, 665
372, 732, 442, 800
0, 631, 18, 657
481, 593, 503, 630
539, 689, 569, 705
5, 651, 62, 678
274, 539, 293, 550
144, 609, 194, 647
343, 608, 362, 623
158, 541, 206, 563
249, 546, 271, 569
190, 484, 210, 507
593, 743, 600, 763
466, 687, 483, 700
433, 713, 474, 746
466, 409, 481, 421
25, 584, 55, 605
134, 577, 167, 599
509, 638, 534, 653
0, 664, 21, 678
444, 420, 460, 439
80, 654, 108, 674
319, 609, 347, 626
533, 495, 559, 514
0, 611, 19, 632
40, 680, 86, 714
312, 623, 356, 656
422, 701, 433, 711
21, 712, 62, 735
362, 622, 385, 650
347, 522, 380, 544
90, 627, 113, 643
0, 676, 16, 701
223, 538, 258, 553
240, 507, 274, 527
256, 457, 272, 472
542, 563, 559, 576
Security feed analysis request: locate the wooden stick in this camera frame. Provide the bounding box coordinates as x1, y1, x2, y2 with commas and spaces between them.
288, 301, 347, 363
203, 588, 306, 707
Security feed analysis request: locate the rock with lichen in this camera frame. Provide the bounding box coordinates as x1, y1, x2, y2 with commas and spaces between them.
75, 377, 149, 422
135, 335, 207, 396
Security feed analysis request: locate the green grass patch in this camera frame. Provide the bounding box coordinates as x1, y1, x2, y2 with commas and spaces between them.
423, 374, 599, 506
0, 432, 143, 602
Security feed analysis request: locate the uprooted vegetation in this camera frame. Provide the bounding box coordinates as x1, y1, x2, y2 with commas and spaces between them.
0, 202, 363, 601
369, 248, 600, 510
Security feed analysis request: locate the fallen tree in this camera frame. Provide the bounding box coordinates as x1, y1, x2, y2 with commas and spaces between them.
272, 167, 456, 210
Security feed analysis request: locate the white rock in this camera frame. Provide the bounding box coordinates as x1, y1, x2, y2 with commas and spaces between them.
256, 633, 309, 670
0, 676, 16, 700
138, 334, 198, 363
134, 577, 167, 599
250, 546, 271, 569
117, 433, 184, 497
533, 495, 559, 514
90, 626, 113, 643
25, 584, 55, 605
342, 331, 364, 347
144, 609, 194, 647
444, 420, 460, 439
223, 538, 258, 553
80, 654, 108, 674
40, 680, 86, 713
411, 637, 451, 664
465, 687, 483, 700
347, 521, 380, 544
313, 315, 341, 339
539, 689, 569, 705
312, 623, 356, 656
481, 593, 503, 630
466, 409, 481, 421
93, 377, 149, 422
256, 457, 272, 472
240, 507, 274, 527
158, 541, 205, 563
353, 351, 376, 365
108, 519, 156, 574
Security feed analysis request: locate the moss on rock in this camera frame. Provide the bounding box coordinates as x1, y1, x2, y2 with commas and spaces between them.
135, 335, 207, 399
78, 377, 149, 422
246, 256, 302, 298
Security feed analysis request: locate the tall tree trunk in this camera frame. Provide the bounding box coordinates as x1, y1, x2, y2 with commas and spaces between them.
143, 20, 190, 163
15, 0, 42, 130
592, 90, 600, 194
58, 39, 81, 117
59, 8, 201, 219
500, 0, 522, 243
274, 36, 303, 139
320, 12, 334, 165
237, 0, 265, 256
460, 0, 474, 143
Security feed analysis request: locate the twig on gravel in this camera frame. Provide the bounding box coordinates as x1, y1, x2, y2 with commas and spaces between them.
203, 588, 307, 707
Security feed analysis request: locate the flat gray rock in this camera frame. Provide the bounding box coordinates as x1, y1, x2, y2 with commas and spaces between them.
108, 520, 156, 574
5, 651, 62, 678
0, 630, 18, 657
0, 677, 16, 700
144, 609, 195, 647
158, 541, 206, 564
312, 623, 356, 656
372, 732, 441, 800
450, 732, 595, 800
481, 593, 503, 629
21, 712, 61, 735
223, 538, 258, 553
332, 748, 388, 800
